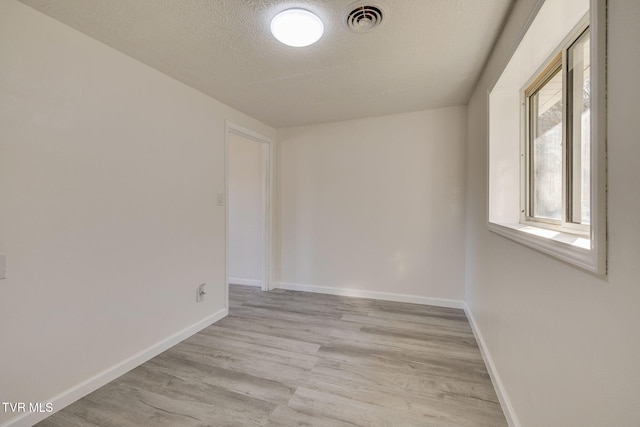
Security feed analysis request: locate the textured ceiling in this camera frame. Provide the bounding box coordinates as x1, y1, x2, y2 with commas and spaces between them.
19, 0, 513, 128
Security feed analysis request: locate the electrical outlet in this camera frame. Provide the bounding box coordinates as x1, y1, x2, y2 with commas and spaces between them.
196, 283, 207, 302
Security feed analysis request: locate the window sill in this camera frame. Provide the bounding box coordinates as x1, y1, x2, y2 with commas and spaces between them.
488, 221, 601, 273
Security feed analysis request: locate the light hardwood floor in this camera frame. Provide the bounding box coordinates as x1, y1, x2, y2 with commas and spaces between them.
37, 285, 507, 426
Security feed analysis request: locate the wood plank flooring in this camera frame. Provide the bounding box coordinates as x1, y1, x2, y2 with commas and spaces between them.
37, 285, 507, 426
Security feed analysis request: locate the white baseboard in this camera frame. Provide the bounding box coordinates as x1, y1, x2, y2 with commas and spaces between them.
2, 307, 228, 427
464, 303, 520, 427
228, 277, 263, 287
274, 282, 464, 309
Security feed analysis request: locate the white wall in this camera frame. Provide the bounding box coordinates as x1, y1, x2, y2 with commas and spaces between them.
0, 1, 274, 425
277, 107, 467, 304
228, 133, 265, 287
465, 0, 640, 425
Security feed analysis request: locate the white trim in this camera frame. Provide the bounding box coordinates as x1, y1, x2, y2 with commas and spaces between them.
274, 282, 464, 309
228, 277, 263, 287
488, 222, 599, 273
1, 307, 228, 427
225, 122, 273, 292
224, 124, 230, 311
464, 304, 521, 427
589, 0, 608, 276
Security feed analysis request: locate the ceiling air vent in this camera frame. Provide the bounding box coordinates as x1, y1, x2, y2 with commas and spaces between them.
344, 3, 385, 33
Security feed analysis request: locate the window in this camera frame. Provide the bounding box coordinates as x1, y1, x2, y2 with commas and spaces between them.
523, 26, 590, 234
488, 0, 606, 275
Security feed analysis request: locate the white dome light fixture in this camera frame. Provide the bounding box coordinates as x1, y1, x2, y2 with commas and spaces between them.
270, 8, 324, 47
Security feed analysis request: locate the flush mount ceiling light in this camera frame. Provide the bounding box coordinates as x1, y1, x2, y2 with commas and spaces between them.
270, 8, 324, 47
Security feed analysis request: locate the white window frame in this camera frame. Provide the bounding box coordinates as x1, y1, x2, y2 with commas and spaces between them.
487, 0, 606, 275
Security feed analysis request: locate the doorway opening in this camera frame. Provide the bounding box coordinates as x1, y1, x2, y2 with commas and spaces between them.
225, 123, 272, 301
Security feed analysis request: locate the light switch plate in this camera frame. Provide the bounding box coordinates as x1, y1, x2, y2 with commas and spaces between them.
0, 254, 6, 280
217, 193, 225, 206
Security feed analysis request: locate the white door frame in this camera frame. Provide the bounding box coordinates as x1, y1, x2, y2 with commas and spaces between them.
225, 122, 273, 297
